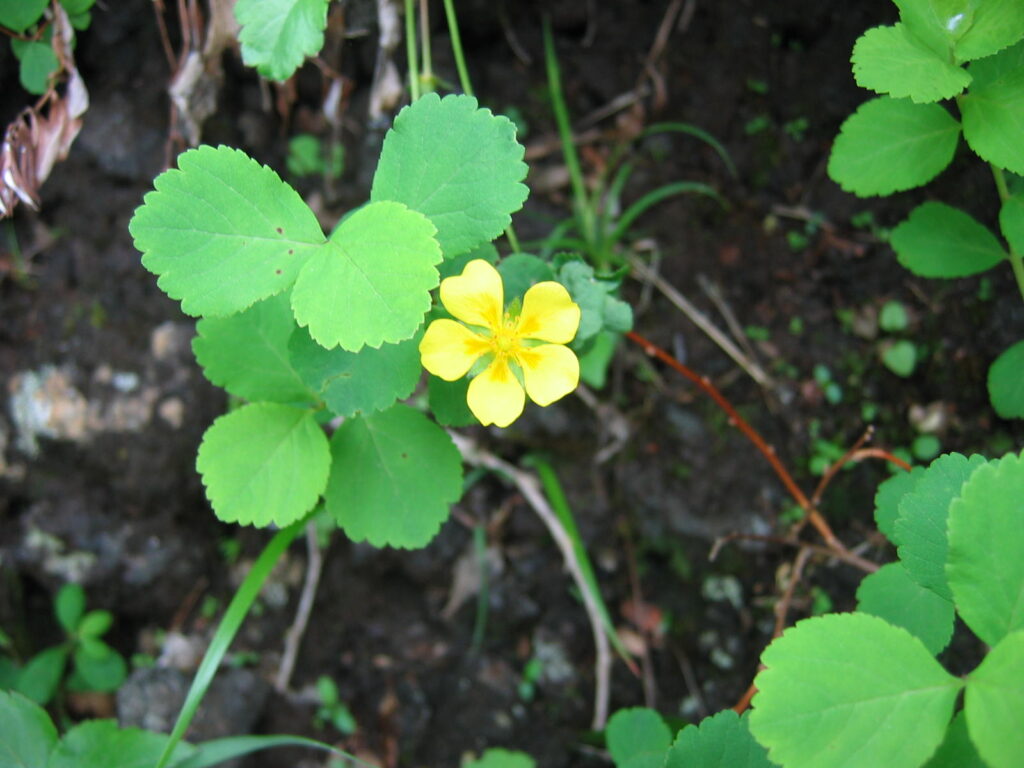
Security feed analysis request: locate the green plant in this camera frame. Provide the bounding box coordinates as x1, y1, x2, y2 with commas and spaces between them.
0, 583, 127, 705
285, 134, 345, 179
826, 1, 1024, 417
0, 0, 93, 94
313, 676, 357, 736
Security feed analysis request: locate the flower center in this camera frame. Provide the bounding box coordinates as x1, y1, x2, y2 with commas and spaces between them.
490, 315, 521, 359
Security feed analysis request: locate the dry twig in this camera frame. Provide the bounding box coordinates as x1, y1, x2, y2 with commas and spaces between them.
275, 521, 325, 692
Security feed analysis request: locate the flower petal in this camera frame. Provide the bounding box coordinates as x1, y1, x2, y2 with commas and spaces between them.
440, 259, 503, 329
517, 344, 580, 406
419, 319, 489, 380
516, 282, 581, 343
467, 359, 525, 427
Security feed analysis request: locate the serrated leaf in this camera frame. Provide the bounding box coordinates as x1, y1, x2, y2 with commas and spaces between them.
0, 0, 48, 32
288, 327, 420, 417
890, 201, 1006, 277
18, 40, 58, 95
955, 0, 1024, 62
894, 0, 972, 58
852, 24, 971, 103
605, 707, 672, 768
1000, 193, 1024, 253
828, 97, 960, 197
428, 375, 475, 427
961, 41, 1024, 173
130, 145, 324, 318
290, 200, 441, 351
196, 403, 330, 528
371, 93, 528, 257
48, 720, 194, 768
896, 452, 988, 601
0, 690, 58, 768
666, 710, 774, 768
324, 405, 462, 549
947, 452, 1024, 645
874, 466, 925, 544
55, 583, 85, 634
750, 613, 962, 768
193, 292, 314, 404
923, 711, 987, 768
497, 253, 555, 302
856, 562, 955, 655
963, 630, 1024, 768
234, 0, 328, 81
988, 340, 1024, 418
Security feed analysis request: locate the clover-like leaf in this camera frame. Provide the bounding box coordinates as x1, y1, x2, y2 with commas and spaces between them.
947, 452, 1024, 646
325, 405, 462, 549
852, 24, 971, 103
750, 613, 962, 768
605, 707, 672, 768
963, 630, 1024, 768
0, 0, 48, 32
193, 292, 315, 404
0, 690, 58, 768
856, 562, 955, 655
130, 145, 325, 318
890, 201, 1006, 277
896, 452, 988, 601
288, 327, 421, 417
828, 97, 960, 197
923, 711, 987, 768
988, 340, 1024, 419
955, 0, 1024, 62
290, 200, 441, 351
961, 41, 1024, 174
235, 0, 329, 81
196, 403, 330, 528
371, 93, 529, 257
666, 710, 774, 768
874, 466, 925, 544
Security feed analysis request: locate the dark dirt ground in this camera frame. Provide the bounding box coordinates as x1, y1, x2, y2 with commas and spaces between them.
2, 0, 1022, 765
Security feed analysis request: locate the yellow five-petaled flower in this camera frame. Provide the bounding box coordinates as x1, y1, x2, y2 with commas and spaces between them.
420, 259, 582, 428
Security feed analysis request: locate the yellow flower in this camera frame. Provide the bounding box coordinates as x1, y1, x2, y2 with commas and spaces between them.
420, 259, 581, 427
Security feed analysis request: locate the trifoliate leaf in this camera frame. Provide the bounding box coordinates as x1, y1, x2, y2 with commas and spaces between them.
750, 613, 962, 768
856, 562, 955, 655
961, 41, 1024, 174
890, 201, 1006, 277
963, 630, 1024, 768
193, 292, 315, 404
325, 405, 462, 548
235, 0, 328, 81
130, 145, 325, 318
947, 452, 1024, 645
988, 340, 1024, 418
18, 40, 59, 95
666, 710, 774, 768
428, 375, 475, 427
828, 97, 960, 197
0, 690, 58, 768
371, 93, 529, 257
955, 0, 1024, 62
48, 720, 194, 768
894, 0, 972, 58
895, 452, 988, 601
497, 253, 555, 302
558, 261, 632, 344
288, 328, 421, 417
0, 0, 48, 32
923, 711, 987, 768
605, 708, 672, 768
874, 466, 925, 544
55, 583, 85, 634
290, 200, 441, 351
196, 403, 330, 528
852, 24, 971, 103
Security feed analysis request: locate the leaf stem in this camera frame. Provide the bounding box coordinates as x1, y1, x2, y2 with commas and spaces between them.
404, 0, 419, 101
991, 164, 1024, 304
442, 0, 473, 97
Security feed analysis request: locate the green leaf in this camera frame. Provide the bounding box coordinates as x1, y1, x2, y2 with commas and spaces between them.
234, 0, 328, 81
437, 241, 500, 281
963, 630, 1024, 768
497, 253, 555, 302
988, 340, 1024, 418
290, 201, 441, 351
18, 40, 59, 95
1000, 193, 1024, 254
557, 261, 632, 344
49, 720, 193, 768
325, 405, 462, 549
193, 292, 314, 404
59, 0, 96, 15
947, 452, 1024, 645
605, 707, 672, 768
462, 749, 536, 768
0, 0, 48, 31
55, 583, 85, 634
856, 562, 955, 655
427, 375, 475, 427
894, 0, 972, 58
852, 24, 971, 103
196, 403, 331, 527
14, 646, 68, 705
955, 0, 1024, 62
878, 300, 910, 332
169, 734, 362, 768
750, 613, 962, 768
77, 609, 113, 639
371, 93, 529, 257
828, 97, 960, 197
890, 201, 1006, 277
130, 145, 325, 318
0, 690, 58, 768
875, 468, 925, 544
666, 710, 774, 768
288, 328, 421, 417
896, 452, 988, 601
923, 711, 987, 768
71, 643, 127, 692
881, 339, 917, 377
579, 330, 619, 389
961, 41, 1024, 174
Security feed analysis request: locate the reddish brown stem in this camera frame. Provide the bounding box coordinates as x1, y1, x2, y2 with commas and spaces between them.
849, 447, 913, 472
